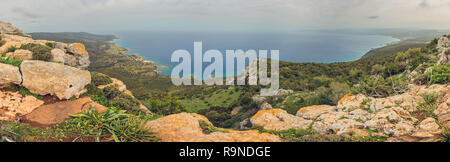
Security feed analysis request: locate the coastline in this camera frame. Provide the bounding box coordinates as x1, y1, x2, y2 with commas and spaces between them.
109, 38, 170, 75
109, 33, 400, 78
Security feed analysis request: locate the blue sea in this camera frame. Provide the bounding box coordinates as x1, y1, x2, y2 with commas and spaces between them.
112, 31, 398, 78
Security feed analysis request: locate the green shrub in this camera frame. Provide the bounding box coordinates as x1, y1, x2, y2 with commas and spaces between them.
103, 86, 122, 99
61, 108, 159, 142
0, 57, 23, 67
91, 72, 113, 86
45, 42, 56, 48
6, 46, 18, 53
110, 93, 141, 110
20, 43, 52, 61
431, 64, 450, 84
4, 85, 43, 100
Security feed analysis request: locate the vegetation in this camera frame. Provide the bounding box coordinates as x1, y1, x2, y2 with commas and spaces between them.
6, 46, 18, 53
45, 42, 56, 48
91, 72, 113, 86
4, 85, 43, 100
254, 126, 385, 142
417, 92, 438, 119
0, 108, 159, 142
198, 120, 228, 134
20, 43, 52, 61
431, 64, 450, 84
0, 57, 23, 67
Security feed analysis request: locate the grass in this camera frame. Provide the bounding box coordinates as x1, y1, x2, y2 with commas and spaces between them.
417, 92, 438, 119
198, 120, 229, 134
4, 85, 43, 100
0, 108, 160, 142
0, 57, 23, 67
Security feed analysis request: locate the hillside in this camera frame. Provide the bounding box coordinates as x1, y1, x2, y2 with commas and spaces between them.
1, 21, 449, 142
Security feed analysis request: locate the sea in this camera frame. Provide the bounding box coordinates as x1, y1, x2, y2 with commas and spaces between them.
112, 31, 399, 78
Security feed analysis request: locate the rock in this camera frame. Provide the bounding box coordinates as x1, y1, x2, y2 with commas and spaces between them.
296, 105, 337, 120
67, 43, 89, 56
0, 21, 22, 34
348, 109, 372, 121
373, 108, 403, 124
434, 94, 450, 128
0, 91, 44, 121
146, 113, 281, 142
20, 60, 91, 100
251, 109, 312, 131
260, 102, 272, 110
337, 94, 367, 111
408, 118, 442, 142
276, 89, 294, 97
4, 49, 33, 60
23, 97, 107, 126
0, 63, 22, 87
51, 48, 65, 63
98, 78, 127, 92
252, 95, 266, 105
437, 36, 450, 52
383, 121, 415, 137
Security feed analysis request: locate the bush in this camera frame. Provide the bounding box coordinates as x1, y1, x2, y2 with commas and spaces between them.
0, 57, 23, 67
6, 46, 18, 53
20, 43, 52, 61
45, 42, 56, 48
91, 72, 113, 86
103, 86, 122, 99
62, 108, 159, 142
110, 93, 141, 110
432, 64, 450, 84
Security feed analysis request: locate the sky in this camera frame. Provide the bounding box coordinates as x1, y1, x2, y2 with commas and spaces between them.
0, 0, 450, 33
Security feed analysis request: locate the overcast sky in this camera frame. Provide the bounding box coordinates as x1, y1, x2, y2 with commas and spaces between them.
1, 0, 449, 33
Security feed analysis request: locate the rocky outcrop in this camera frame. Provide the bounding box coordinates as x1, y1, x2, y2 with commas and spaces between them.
53, 43, 90, 69
23, 97, 107, 126
0, 91, 44, 121
0, 21, 22, 34
251, 109, 312, 130
97, 78, 127, 92
296, 105, 337, 120
20, 60, 91, 100
145, 113, 281, 142
437, 36, 450, 65
250, 84, 449, 142
4, 49, 33, 60
0, 63, 22, 87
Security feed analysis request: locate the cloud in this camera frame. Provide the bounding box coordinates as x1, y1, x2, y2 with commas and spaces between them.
11, 7, 41, 19
1, 0, 450, 32
419, 0, 429, 8
368, 16, 379, 19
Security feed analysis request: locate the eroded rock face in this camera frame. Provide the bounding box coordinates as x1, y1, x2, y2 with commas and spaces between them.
5, 49, 33, 60
251, 109, 312, 131
0, 63, 22, 87
0, 21, 22, 34
98, 78, 127, 92
296, 105, 337, 120
23, 97, 107, 126
250, 84, 449, 142
0, 91, 44, 121
20, 60, 91, 100
146, 113, 281, 142
51, 48, 66, 63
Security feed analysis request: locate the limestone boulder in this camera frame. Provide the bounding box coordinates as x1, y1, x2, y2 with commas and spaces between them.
23, 97, 107, 126
98, 78, 127, 92
434, 93, 450, 128
250, 109, 312, 131
0, 91, 44, 121
146, 113, 281, 142
20, 60, 91, 100
0, 63, 22, 87
0, 21, 22, 34
51, 48, 65, 63
337, 94, 367, 111
296, 105, 337, 120
4, 49, 33, 60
